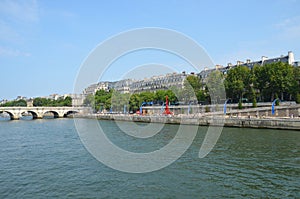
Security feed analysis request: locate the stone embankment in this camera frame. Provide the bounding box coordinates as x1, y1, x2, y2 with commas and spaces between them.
77, 104, 300, 130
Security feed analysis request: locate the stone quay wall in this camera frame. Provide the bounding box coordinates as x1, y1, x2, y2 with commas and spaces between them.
79, 105, 300, 130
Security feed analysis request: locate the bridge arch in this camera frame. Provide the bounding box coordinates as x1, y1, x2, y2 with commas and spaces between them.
28, 111, 38, 119
64, 110, 78, 117
21, 111, 39, 119
0, 107, 85, 120
1, 111, 15, 120
43, 111, 59, 118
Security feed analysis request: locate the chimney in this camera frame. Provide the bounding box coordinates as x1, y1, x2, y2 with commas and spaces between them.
262, 56, 268, 63
227, 63, 232, 67
237, 61, 242, 66
246, 59, 251, 64
288, 51, 295, 65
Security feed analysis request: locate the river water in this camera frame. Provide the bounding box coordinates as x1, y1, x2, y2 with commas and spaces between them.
0, 118, 299, 198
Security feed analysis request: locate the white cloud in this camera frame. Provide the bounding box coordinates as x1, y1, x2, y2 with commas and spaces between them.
0, 0, 39, 57
0, 20, 22, 43
274, 16, 300, 40
0, 0, 39, 23
0, 46, 31, 57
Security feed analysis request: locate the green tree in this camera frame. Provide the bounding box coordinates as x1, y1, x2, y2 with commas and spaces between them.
32, 96, 72, 107
1, 99, 27, 107
185, 75, 202, 91
196, 89, 206, 102
225, 66, 251, 103
33, 97, 49, 106
253, 64, 267, 101
15, 99, 27, 106
291, 66, 300, 100
154, 89, 178, 104
94, 89, 113, 111
129, 93, 141, 112
63, 96, 72, 106
155, 90, 167, 103
270, 62, 294, 101
250, 88, 257, 108
182, 78, 197, 103
206, 70, 225, 104
139, 91, 155, 102
165, 90, 178, 103
83, 94, 95, 108
253, 62, 295, 101
111, 92, 130, 112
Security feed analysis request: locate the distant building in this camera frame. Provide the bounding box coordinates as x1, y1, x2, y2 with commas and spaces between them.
27, 99, 33, 107
82, 72, 191, 95
16, 96, 27, 101
68, 94, 85, 107
130, 72, 188, 93
0, 99, 8, 105
47, 94, 61, 100
82, 51, 299, 96
83, 81, 113, 95
199, 51, 299, 80
114, 79, 133, 94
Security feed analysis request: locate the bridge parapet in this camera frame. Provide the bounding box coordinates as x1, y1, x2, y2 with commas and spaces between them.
0, 107, 87, 120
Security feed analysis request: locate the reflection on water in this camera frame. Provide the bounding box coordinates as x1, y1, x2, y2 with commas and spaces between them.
0, 113, 10, 121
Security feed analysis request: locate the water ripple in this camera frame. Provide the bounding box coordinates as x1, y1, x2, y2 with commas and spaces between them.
0, 119, 299, 198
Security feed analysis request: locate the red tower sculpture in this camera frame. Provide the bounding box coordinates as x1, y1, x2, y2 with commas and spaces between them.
163, 95, 173, 115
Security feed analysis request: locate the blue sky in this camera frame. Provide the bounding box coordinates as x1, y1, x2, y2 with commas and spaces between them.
0, 0, 299, 100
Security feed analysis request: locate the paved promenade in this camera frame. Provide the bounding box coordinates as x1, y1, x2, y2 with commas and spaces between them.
76, 106, 300, 131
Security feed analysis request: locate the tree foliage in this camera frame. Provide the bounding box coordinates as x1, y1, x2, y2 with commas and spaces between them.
206, 70, 225, 104
84, 89, 180, 112
83, 62, 300, 112
225, 66, 251, 102
33, 96, 72, 107
253, 62, 295, 101
224, 62, 297, 103
1, 99, 27, 107
182, 75, 208, 103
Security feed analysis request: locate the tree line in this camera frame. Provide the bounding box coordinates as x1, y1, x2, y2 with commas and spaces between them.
84, 62, 300, 112
84, 75, 210, 113
33, 96, 72, 107
0, 96, 72, 107
84, 89, 179, 113
0, 99, 27, 107
224, 62, 300, 105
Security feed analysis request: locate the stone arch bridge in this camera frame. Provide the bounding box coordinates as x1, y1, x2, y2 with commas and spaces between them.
0, 107, 88, 120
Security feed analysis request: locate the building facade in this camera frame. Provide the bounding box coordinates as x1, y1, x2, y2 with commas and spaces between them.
199, 51, 299, 80
83, 51, 299, 96
83, 81, 114, 95
129, 72, 187, 93
82, 72, 190, 95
